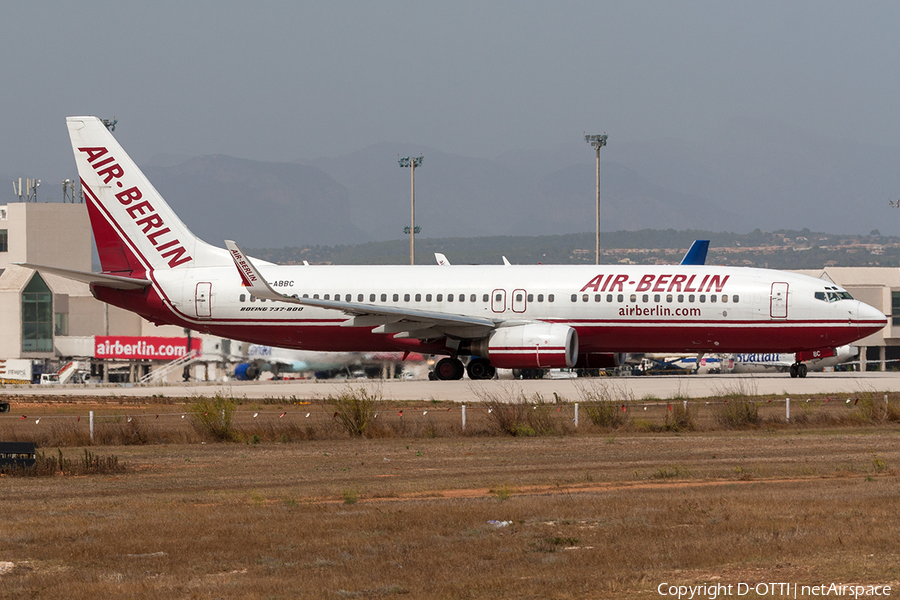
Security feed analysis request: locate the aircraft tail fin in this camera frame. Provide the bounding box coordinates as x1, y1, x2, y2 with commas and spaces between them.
66, 116, 229, 274
680, 240, 710, 266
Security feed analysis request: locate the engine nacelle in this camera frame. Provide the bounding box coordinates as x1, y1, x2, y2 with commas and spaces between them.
234, 363, 260, 381
466, 323, 578, 369
573, 353, 626, 369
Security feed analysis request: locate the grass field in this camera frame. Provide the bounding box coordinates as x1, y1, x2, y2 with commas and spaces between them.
1, 392, 899, 599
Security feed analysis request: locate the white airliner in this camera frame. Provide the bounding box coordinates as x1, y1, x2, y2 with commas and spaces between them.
22, 117, 887, 381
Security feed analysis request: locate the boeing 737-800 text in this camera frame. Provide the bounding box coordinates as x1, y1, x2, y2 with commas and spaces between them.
22, 117, 887, 380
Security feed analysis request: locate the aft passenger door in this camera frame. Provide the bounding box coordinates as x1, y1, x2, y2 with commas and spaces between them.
195, 282, 212, 319
770, 282, 788, 319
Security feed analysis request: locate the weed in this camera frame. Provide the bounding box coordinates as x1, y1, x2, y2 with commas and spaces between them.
490, 485, 513, 502
714, 399, 761, 429
342, 488, 359, 505
664, 402, 697, 432
329, 386, 379, 438
189, 393, 238, 441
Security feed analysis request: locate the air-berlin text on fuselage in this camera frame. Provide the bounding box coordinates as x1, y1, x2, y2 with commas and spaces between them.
580, 273, 730, 294
78, 146, 192, 268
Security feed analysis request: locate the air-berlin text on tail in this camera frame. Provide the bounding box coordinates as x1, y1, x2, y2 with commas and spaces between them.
78, 146, 192, 268
580, 273, 730, 294
229, 248, 258, 286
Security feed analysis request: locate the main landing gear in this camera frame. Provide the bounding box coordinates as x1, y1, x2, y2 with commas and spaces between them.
789, 362, 808, 378
430, 357, 496, 381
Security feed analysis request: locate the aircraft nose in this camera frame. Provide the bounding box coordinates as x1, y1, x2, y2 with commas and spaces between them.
857, 301, 887, 337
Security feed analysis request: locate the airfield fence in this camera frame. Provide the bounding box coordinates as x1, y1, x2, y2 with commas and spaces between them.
0, 393, 898, 446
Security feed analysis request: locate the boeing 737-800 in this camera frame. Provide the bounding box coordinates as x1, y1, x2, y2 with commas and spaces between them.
22, 117, 887, 380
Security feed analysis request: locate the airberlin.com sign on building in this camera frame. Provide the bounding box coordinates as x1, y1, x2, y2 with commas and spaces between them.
94, 336, 202, 360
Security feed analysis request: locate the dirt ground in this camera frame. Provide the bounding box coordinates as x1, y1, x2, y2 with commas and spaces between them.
1, 396, 899, 599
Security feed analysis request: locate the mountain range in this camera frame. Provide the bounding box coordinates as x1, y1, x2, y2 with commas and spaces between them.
121, 117, 900, 249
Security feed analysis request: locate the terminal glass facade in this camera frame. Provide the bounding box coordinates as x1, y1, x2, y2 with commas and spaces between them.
22, 273, 53, 352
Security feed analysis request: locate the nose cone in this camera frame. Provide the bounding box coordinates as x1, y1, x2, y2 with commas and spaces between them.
857, 301, 887, 338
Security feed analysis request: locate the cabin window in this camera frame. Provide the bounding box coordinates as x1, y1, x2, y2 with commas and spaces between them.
426, 294, 432, 302
699, 295, 706, 303
239, 294, 246, 302
437, 294, 443, 302
482, 294, 489, 302
302, 294, 309, 298
518, 293, 525, 302
370, 294, 376, 302
607, 294, 613, 302
537, 294, 544, 302
721, 295, 727, 303
459, 294, 465, 303
677, 294, 684, 302
617, 294, 623, 302
323, 294, 330, 300
448, 294, 454, 302
571, 294, 577, 302
470, 294, 476, 302
654, 294, 660, 303
403, 294, 410, 302
528, 294, 534, 302
345, 294, 352, 302
732, 295, 739, 303
594, 294, 601, 302
495, 293, 503, 302
580, 294, 587, 302
630, 294, 637, 303
415, 293, 421, 302
666, 294, 673, 303
393, 293, 399, 302
381, 293, 387, 302
548, 294, 555, 302
642, 294, 648, 303
710, 295, 717, 303
250, 295, 256, 302
688, 294, 695, 302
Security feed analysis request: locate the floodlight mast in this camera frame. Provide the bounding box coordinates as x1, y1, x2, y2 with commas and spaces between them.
585, 133, 608, 265
891, 199, 900, 268
399, 155, 423, 265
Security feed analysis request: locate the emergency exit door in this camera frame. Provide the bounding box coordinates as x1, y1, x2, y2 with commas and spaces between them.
195, 282, 212, 318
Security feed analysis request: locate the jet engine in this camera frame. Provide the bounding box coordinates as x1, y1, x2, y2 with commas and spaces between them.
464, 323, 578, 369
233, 363, 261, 381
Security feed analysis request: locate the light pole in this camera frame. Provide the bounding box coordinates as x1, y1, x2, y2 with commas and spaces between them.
399, 155, 423, 265
891, 199, 900, 268
585, 133, 608, 265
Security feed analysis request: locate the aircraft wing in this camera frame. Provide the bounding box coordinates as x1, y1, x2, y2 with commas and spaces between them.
15, 263, 152, 290
226, 241, 499, 339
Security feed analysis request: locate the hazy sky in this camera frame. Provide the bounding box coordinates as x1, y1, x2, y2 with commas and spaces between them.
2, 1, 899, 205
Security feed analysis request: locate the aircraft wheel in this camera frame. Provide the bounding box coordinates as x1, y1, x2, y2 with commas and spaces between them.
466, 358, 495, 380
798, 363, 808, 378
434, 357, 464, 381
789, 364, 799, 378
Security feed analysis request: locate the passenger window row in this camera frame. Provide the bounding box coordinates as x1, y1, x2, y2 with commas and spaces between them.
570, 293, 740, 304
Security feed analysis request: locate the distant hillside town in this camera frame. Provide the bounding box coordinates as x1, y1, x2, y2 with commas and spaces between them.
248, 228, 898, 269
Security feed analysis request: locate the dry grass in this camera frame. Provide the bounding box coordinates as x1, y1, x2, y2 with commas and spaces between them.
1, 426, 899, 598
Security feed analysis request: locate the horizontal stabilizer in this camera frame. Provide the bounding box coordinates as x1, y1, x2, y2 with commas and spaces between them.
16, 263, 151, 290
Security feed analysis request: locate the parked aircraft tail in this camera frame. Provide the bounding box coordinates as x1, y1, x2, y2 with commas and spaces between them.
66, 116, 230, 274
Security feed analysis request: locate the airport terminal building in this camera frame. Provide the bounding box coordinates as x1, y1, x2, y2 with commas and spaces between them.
0, 202, 232, 382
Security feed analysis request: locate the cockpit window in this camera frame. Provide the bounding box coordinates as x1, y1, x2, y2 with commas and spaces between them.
816, 290, 854, 303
